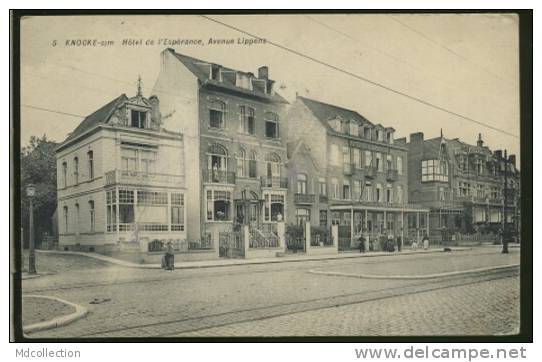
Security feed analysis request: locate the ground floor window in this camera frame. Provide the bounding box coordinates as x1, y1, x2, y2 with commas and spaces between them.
263, 193, 285, 222
319, 210, 328, 227
207, 189, 232, 221
296, 208, 310, 226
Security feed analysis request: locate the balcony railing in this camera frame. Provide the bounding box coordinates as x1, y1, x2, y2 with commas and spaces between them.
386, 169, 399, 182
319, 194, 329, 203
294, 193, 316, 204
203, 169, 236, 184
364, 166, 377, 178
260, 176, 288, 188
105, 170, 184, 187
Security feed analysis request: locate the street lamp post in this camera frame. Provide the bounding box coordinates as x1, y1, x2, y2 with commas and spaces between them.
502, 150, 509, 254
26, 184, 37, 274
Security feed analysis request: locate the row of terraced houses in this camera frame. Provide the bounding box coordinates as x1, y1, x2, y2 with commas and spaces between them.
55, 49, 520, 261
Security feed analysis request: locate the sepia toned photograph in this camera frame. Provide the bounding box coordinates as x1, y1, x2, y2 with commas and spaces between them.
11, 11, 530, 341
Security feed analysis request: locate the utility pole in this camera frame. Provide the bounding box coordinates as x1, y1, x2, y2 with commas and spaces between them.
26, 184, 37, 274
502, 150, 509, 254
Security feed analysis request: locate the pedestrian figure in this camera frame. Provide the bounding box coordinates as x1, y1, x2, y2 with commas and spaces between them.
411, 238, 418, 250
422, 234, 430, 250
396, 233, 402, 252
162, 241, 175, 271
358, 232, 366, 253
387, 232, 395, 252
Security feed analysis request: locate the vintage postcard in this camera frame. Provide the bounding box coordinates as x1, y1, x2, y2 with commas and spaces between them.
12, 12, 528, 341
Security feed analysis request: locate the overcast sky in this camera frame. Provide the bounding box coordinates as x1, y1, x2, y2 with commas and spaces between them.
20, 14, 520, 159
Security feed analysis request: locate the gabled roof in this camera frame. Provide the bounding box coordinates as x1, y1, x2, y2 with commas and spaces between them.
168, 50, 288, 104
297, 96, 374, 131
60, 94, 128, 146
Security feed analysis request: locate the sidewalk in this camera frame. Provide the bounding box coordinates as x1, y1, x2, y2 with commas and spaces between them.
36, 246, 471, 270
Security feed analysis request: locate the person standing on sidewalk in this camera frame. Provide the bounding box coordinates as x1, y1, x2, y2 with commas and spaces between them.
422, 234, 430, 250
396, 231, 402, 252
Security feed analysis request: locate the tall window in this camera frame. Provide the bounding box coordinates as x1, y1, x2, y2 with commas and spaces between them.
106, 190, 117, 232
397, 156, 403, 175
75, 204, 80, 234
121, 148, 138, 172
236, 148, 247, 178
118, 190, 135, 230
365, 151, 372, 168
319, 210, 328, 227
89, 200, 95, 232
375, 153, 382, 171
364, 127, 371, 140
62, 162, 68, 187
73, 157, 79, 184
421, 159, 449, 182
331, 177, 339, 199
365, 182, 373, 202
342, 146, 350, 166
319, 177, 327, 196
264, 112, 279, 138
209, 100, 225, 129
353, 148, 361, 169
296, 174, 307, 194
386, 185, 393, 203
87, 151, 94, 180
240, 106, 255, 135
171, 193, 185, 231
386, 154, 393, 171
208, 144, 228, 171
376, 183, 382, 203
265, 153, 281, 179
263, 193, 285, 222
63, 206, 68, 233
387, 132, 394, 144
396, 185, 403, 204
131, 110, 148, 128
353, 180, 362, 200
330, 144, 340, 166
296, 208, 310, 226
342, 179, 351, 200
207, 190, 232, 221
248, 151, 257, 178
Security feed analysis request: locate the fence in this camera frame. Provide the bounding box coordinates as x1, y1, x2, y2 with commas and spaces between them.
249, 227, 279, 248
338, 225, 352, 251
219, 231, 244, 257
310, 226, 332, 246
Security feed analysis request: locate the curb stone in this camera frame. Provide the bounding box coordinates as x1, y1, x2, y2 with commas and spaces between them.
23, 295, 88, 335
309, 263, 520, 280
36, 247, 471, 270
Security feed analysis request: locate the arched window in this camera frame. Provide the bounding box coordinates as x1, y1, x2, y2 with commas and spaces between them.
73, 157, 79, 184
209, 100, 225, 129
236, 147, 247, 178
87, 151, 94, 179
264, 112, 279, 139
265, 153, 281, 184
63, 206, 68, 233
248, 150, 257, 178
207, 144, 228, 183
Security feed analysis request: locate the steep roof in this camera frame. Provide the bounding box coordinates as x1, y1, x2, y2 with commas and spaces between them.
169, 50, 288, 104
60, 94, 128, 146
298, 96, 374, 131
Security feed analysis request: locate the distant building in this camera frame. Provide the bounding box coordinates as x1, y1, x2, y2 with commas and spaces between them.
286, 96, 429, 249
152, 49, 289, 247
55, 87, 186, 252
407, 132, 520, 238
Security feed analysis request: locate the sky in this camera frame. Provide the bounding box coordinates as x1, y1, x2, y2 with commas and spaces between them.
20, 14, 520, 160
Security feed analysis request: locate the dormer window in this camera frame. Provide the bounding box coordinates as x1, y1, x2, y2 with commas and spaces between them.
364, 127, 371, 140
349, 122, 359, 137
131, 110, 148, 129
211, 65, 220, 81
387, 132, 394, 144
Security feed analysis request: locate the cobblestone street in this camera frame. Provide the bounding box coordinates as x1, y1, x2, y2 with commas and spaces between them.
22, 246, 520, 338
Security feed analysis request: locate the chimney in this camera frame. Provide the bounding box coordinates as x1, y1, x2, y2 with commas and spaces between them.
149, 95, 161, 126
509, 154, 516, 167
410, 132, 424, 143
258, 66, 269, 79
477, 133, 484, 147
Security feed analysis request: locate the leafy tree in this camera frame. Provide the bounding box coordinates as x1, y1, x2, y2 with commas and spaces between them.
20, 135, 57, 247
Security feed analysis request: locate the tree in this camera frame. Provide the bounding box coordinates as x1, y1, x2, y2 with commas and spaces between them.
20, 135, 57, 248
